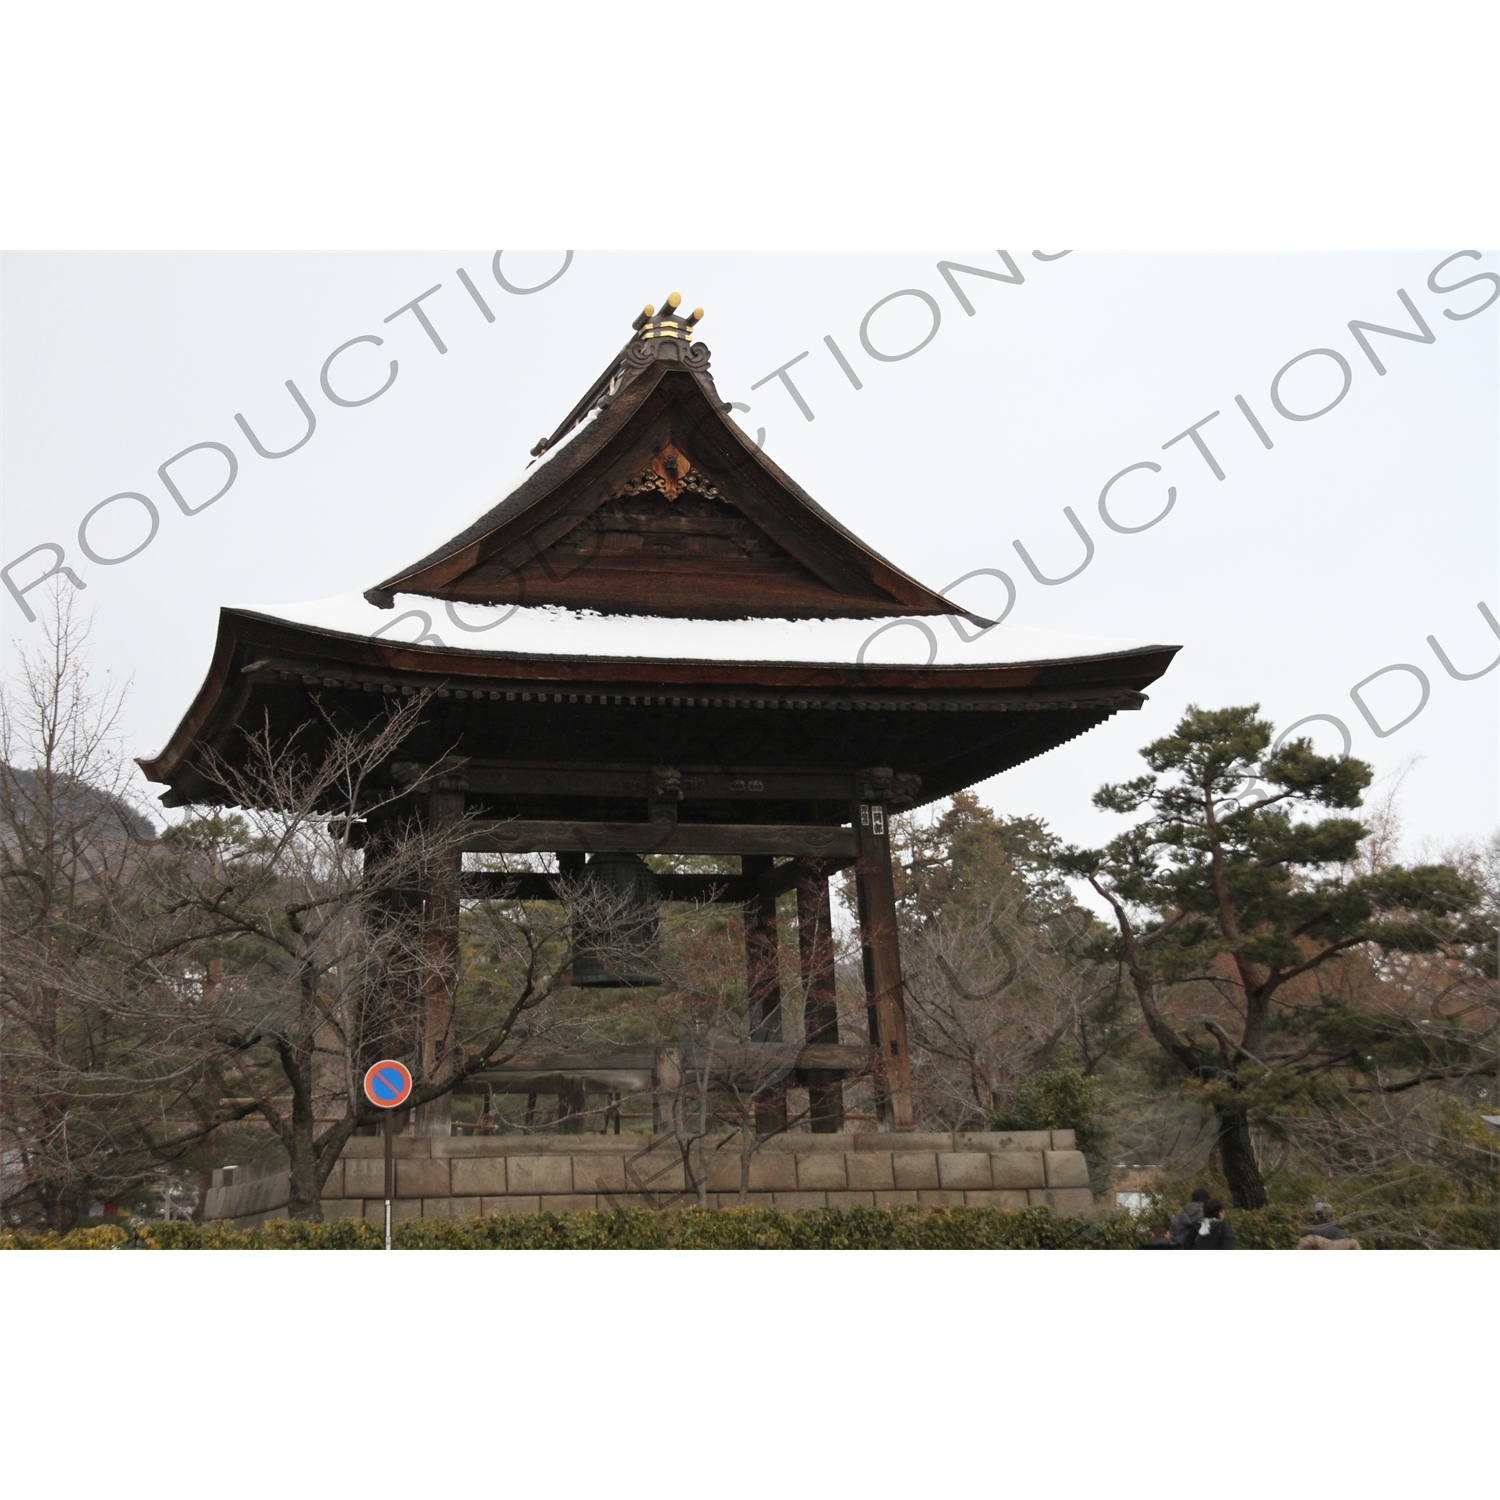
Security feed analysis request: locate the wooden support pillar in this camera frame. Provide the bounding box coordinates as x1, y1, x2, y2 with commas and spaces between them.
741, 854, 788, 1137
414, 774, 466, 1137
853, 799, 915, 1130
796, 857, 845, 1133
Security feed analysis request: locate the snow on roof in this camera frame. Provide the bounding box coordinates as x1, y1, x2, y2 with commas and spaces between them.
257, 591, 1157, 669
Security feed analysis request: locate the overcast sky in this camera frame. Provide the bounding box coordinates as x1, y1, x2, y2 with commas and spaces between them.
2, 251, 1495, 853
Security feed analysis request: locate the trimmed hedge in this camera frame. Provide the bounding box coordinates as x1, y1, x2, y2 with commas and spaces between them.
4, 1203, 1486, 1249
0, 1205, 1242, 1250
1223, 1206, 1306, 1250
2, 1206, 1139, 1250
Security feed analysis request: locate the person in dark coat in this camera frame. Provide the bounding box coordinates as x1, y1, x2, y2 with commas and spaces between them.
1140, 1220, 1178, 1248
1299, 1203, 1353, 1241
1297, 1202, 1360, 1248
1187, 1199, 1237, 1248
1168, 1187, 1212, 1246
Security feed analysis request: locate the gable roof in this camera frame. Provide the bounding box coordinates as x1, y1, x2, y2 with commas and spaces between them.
365, 312, 974, 621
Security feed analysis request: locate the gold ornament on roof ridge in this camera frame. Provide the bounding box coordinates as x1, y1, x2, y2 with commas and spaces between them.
633, 291, 705, 341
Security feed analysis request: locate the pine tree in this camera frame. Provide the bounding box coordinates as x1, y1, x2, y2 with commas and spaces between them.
1059, 705, 1491, 1208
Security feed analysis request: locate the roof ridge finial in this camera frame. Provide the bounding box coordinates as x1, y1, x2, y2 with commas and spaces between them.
633, 291, 704, 341
527, 295, 710, 459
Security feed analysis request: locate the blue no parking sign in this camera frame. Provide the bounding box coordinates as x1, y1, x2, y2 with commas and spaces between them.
363, 1059, 412, 1109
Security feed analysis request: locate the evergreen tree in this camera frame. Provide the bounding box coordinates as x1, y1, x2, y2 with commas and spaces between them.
1059, 705, 1492, 1208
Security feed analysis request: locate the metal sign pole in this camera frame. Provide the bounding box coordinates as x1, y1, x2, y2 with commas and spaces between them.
383, 1106, 394, 1252
363, 1059, 411, 1253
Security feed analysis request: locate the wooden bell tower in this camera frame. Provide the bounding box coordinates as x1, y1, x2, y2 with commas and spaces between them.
142, 292, 1177, 1134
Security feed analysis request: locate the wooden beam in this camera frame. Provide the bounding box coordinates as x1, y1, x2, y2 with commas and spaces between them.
464, 870, 756, 904
453, 766, 860, 802
683, 1042, 870, 1074
461, 1042, 874, 1095
496, 1047, 658, 1071
473, 1069, 653, 1096
463, 860, 855, 906
460, 820, 858, 858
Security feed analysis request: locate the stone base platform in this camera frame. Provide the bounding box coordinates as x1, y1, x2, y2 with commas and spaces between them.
204, 1130, 1094, 1228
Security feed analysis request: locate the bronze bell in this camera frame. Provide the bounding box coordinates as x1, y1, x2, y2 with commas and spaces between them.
569, 852, 663, 987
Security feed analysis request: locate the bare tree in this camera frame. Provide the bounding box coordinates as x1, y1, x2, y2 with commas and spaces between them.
633, 895, 824, 1206
875, 795, 1120, 1132
0, 589, 168, 1228
126, 708, 653, 1219
899, 883, 1109, 1129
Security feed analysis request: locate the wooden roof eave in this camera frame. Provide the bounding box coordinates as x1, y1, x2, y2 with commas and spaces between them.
135, 610, 250, 786
138, 609, 1179, 786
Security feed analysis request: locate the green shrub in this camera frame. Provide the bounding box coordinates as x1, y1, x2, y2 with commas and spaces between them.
4, 1223, 137, 1250
3, 1206, 1143, 1250
991, 1065, 1103, 1164
391, 1206, 1149, 1250
4, 1202, 1478, 1249
1155, 1201, 1497, 1250
1217, 1206, 1304, 1249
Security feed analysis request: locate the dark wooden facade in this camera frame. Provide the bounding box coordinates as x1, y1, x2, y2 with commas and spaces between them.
141, 296, 1178, 1133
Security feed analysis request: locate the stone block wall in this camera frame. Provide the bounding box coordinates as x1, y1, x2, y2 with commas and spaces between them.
204, 1130, 1095, 1228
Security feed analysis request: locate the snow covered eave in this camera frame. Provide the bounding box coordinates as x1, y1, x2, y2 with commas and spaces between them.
270, 592, 1172, 673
